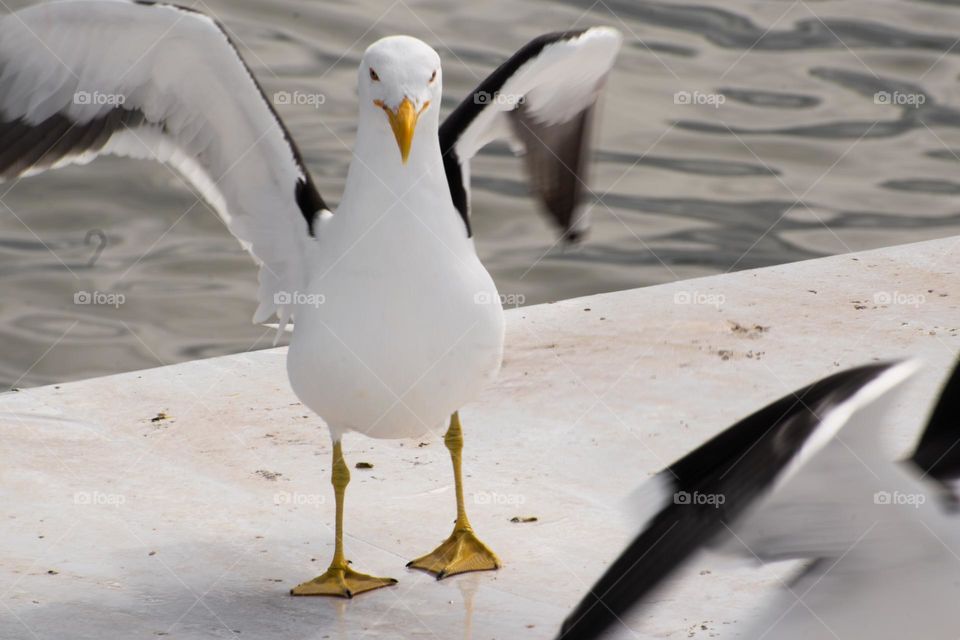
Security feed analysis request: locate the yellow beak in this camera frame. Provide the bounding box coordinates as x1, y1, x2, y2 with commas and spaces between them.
375, 97, 428, 164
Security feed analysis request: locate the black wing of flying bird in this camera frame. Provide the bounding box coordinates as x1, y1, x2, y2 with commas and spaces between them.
910, 356, 960, 486
556, 362, 899, 640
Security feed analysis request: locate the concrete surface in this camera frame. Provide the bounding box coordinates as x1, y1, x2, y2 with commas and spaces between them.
1, 236, 958, 639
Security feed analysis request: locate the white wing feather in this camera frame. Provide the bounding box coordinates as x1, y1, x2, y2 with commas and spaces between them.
441, 27, 621, 239
453, 28, 621, 158
0, 0, 327, 329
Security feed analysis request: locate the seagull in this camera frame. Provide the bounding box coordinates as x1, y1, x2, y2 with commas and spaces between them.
0, 1, 621, 597
558, 357, 960, 639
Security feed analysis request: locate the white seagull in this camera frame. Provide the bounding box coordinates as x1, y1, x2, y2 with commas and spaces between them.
559, 357, 960, 639
0, 1, 621, 596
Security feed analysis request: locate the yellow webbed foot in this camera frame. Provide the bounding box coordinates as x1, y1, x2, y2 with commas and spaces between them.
290, 564, 397, 598
407, 526, 501, 580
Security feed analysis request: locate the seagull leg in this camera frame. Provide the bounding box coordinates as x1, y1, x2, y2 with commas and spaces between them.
291, 440, 397, 597
408, 412, 501, 579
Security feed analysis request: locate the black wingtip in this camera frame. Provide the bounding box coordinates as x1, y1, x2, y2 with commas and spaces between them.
563, 227, 586, 246
295, 177, 324, 236
910, 356, 960, 483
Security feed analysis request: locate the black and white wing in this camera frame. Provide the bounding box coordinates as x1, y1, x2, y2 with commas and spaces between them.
557, 360, 923, 640
0, 0, 329, 329
440, 28, 621, 242
910, 357, 960, 489
731, 359, 960, 640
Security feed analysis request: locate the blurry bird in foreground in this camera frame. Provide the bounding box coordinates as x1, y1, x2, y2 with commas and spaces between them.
560, 357, 960, 640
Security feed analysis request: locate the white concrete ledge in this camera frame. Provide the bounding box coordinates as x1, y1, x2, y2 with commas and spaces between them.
2, 237, 958, 639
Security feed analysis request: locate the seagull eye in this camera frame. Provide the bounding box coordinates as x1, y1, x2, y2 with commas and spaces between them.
429, 70, 437, 83
369, 68, 380, 82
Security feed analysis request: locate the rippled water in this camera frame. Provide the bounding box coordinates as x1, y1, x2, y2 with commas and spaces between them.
2, 0, 959, 387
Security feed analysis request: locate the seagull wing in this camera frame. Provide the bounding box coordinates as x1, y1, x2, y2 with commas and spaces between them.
556, 360, 919, 640
731, 360, 960, 640
910, 357, 960, 487
439, 28, 621, 242
0, 0, 329, 329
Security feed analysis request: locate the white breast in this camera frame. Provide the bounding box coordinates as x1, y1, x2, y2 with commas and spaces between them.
286, 165, 504, 441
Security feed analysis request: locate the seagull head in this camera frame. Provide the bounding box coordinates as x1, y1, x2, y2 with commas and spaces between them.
359, 36, 441, 165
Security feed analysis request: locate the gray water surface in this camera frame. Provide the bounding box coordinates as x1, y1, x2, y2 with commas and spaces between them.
2, 0, 959, 387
